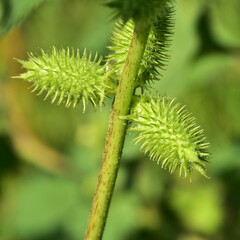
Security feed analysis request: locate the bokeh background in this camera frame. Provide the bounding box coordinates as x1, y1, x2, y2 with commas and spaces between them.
0, 0, 240, 239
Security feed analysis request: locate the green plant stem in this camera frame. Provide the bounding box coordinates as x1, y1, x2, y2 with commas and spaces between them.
84, 20, 151, 240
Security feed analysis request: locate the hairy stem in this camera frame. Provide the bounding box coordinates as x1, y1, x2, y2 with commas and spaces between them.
84, 20, 151, 240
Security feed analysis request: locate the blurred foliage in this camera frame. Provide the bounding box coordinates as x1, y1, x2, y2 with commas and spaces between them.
0, 0, 45, 36
0, 0, 240, 240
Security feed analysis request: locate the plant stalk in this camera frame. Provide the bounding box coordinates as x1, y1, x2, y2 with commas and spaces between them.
84, 20, 151, 240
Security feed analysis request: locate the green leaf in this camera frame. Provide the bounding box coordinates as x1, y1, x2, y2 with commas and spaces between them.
0, 0, 45, 36
1, 175, 79, 238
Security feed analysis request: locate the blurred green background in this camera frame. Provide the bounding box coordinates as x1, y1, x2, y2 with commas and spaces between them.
0, 0, 240, 239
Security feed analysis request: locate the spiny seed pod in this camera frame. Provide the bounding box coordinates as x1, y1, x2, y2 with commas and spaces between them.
107, 7, 174, 87
105, 0, 173, 24
15, 48, 111, 111
127, 97, 210, 178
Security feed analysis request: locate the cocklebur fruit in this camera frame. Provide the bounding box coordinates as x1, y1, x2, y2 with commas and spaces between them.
15, 47, 113, 111
107, 7, 174, 87
127, 97, 210, 178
